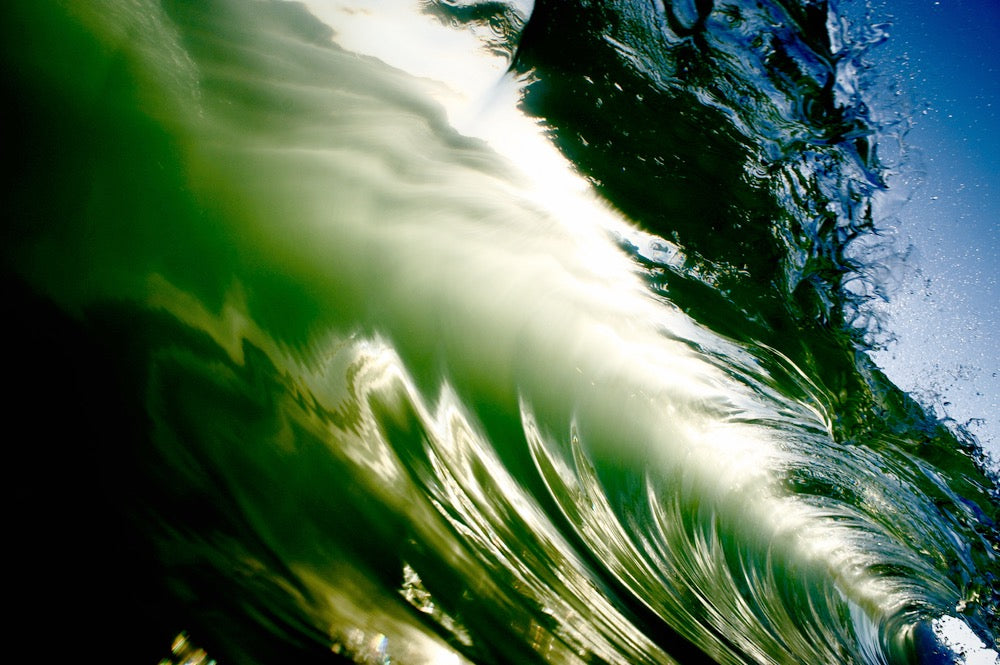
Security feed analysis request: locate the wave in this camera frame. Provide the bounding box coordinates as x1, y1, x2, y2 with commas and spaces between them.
2, 0, 997, 663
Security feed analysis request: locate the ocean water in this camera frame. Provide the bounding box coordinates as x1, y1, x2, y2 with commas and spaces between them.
3, 1, 997, 664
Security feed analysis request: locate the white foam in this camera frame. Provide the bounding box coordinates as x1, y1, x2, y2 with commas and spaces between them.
933, 616, 1000, 665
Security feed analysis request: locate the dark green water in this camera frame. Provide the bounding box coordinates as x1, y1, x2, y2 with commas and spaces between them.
3, 1, 997, 663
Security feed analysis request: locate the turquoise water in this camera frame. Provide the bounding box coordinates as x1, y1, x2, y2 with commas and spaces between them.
3, 1, 997, 663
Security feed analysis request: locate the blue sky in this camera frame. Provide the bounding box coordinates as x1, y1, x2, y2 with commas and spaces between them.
852, 0, 999, 463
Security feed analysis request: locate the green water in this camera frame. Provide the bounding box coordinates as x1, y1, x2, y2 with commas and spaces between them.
3, 1, 997, 663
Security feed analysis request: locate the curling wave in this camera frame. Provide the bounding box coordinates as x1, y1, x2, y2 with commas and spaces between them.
2, 0, 997, 664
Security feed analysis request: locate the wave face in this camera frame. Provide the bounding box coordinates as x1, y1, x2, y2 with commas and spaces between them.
3, 1, 997, 663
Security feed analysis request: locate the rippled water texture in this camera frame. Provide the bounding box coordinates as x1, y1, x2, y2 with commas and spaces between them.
3, 1, 997, 664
